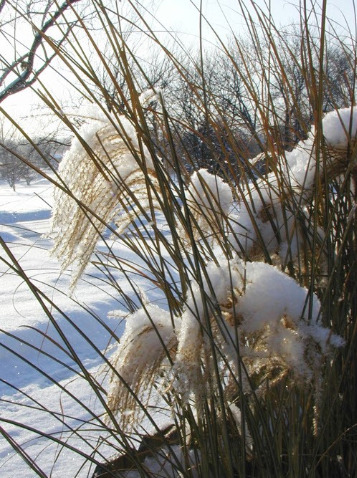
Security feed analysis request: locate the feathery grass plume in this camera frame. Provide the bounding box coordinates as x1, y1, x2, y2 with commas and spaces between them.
107, 305, 177, 431
49, 105, 161, 288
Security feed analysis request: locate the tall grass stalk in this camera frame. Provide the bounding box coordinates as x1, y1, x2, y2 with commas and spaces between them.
1, 0, 356, 476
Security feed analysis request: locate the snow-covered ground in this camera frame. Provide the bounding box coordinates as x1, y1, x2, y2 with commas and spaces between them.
0, 178, 142, 477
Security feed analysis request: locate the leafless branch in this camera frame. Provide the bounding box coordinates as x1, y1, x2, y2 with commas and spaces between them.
0, 0, 6, 15
0, 0, 82, 103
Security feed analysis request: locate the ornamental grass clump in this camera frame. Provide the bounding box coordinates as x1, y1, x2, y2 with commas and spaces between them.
52, 107, 347, 389
2, 0, 357, 476
48, 102, 350, 474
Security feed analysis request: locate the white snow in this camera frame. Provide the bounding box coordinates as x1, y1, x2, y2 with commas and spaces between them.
322, 106, 357, 147
182, 168, 233, 246
227, 106, 357, 263
0, 177, 150, 477
173, 253, 343, 398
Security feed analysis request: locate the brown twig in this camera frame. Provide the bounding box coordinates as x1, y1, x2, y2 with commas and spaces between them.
0, 0, 81, 102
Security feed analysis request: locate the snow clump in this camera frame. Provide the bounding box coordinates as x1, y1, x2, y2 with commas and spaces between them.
107, 251, 344, 423
183, 168, 233, 244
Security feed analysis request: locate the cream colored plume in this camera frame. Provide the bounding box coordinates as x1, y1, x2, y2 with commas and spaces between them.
49, 109, 160, 287
106, 305, 177, 430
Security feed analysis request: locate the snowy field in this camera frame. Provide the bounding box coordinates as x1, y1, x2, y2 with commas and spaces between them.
0, 177, 144, 477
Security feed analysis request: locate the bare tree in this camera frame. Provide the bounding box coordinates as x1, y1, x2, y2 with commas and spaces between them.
267, 27, 356, 150
0, 109, 70, 188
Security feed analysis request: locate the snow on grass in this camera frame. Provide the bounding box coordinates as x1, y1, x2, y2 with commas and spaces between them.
2, 103, 353, 475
